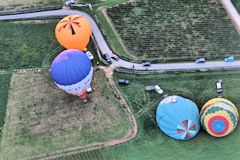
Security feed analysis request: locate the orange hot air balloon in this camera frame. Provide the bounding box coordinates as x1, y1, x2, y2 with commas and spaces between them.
55, 15, 92, 51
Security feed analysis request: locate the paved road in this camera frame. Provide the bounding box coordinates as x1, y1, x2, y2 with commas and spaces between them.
1, 9, 240, 71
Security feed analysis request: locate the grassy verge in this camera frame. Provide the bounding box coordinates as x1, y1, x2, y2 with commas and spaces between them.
0, 74, 11, 142
232, 0, 240, 12
80, 0, 128, 9
95, 11, 129, 58
101, 70, 240, 160
78, 0, 131, 59
0, 69, 130, 160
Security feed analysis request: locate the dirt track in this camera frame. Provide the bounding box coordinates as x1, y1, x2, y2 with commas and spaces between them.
99, 65, 137, 147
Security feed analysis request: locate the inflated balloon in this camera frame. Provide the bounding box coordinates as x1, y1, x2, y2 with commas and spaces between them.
156, 96, 200, 140
55, 15, 92, 50
50, 49, 93, 99
200, 98, 239, 137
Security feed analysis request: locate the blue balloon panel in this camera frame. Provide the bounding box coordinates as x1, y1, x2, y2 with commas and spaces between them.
51, 49, 92, 85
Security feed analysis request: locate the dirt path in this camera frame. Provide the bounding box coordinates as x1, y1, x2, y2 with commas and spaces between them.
99, 65, 137, 146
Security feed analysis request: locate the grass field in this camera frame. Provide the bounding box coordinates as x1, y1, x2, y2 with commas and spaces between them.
0, 0, 62, 10
0, 0, 61, 6
0, 20, 101, 69
0, 69, 130, 160
0, 74, 11, 140
56, 149, 105, 160
98, 70, 240, 160
106, 0, 240, 62
0, 20, 64, 69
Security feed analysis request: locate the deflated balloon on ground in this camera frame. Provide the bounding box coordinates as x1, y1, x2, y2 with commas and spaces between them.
156, 96, 200, 140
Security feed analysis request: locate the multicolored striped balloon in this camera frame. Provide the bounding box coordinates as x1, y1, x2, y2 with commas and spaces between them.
200, 98, 239, 137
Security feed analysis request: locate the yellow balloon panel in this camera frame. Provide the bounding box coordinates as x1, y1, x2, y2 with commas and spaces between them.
200, 98, 239, 137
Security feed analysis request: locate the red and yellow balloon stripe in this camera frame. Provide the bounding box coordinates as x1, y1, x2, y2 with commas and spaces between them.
200, 98, 238, 137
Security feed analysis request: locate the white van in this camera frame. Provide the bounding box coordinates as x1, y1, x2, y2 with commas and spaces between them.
86, 51, 94, 60
154, 85, 164, 94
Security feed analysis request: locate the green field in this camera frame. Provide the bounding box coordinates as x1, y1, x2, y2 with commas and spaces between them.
98, 70, 240, 160
56, 149, 105, 160
0, 0, 62, 11
106, 0, 240, 62
0, 74, 11, 140
0, 0, 62, 6
0, 20, 63, 69
0, 20, 101, 69
0, 70, 130, 160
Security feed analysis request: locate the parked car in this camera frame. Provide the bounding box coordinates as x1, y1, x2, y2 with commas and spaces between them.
64, 0, 75, 7
103, 53, 112, 62
195, 57, 206, 63
86, 51, 94, 60
216, 79, 223, 93
224, 56, 235, 62
154, 85, 164, 94
142, 61, 151, 67
145, 86, 155, 91
111, 56, 119, 61
118, 79, 129, 85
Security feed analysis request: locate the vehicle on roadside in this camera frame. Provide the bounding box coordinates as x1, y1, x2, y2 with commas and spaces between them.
111, 56, 119, 61
145, 86, 155, 91
154, 85, 164, 94
118, 79, 129, 85
86, 51, 94, 60
216, 79, 223, 93
224, 56, 234, 62
195, 57, 205, 63
64, 0, 76, 7
142, 61, 151, 67
103, 53, 112, 62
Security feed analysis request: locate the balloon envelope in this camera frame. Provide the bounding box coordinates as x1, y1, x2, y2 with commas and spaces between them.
50, 49, 93, 98
200, 98, 239, 137
156, 96, 200, 140
55, 15, 92, 50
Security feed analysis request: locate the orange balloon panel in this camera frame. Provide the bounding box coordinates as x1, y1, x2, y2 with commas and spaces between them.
55, 15, 92, 50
